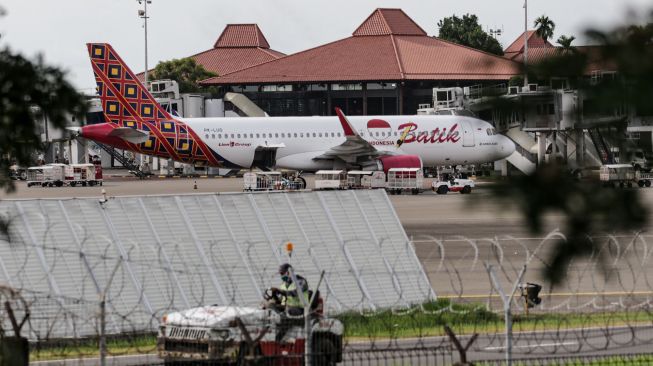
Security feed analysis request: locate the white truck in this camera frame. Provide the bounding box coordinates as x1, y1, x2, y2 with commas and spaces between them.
432, 178, 475, 194
157, 290, 343, 366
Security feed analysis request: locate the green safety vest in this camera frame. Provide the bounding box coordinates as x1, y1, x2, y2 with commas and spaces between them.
280, 279, 309, 308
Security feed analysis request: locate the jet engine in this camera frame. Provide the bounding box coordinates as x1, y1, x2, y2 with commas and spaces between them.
362, 155, 423, 173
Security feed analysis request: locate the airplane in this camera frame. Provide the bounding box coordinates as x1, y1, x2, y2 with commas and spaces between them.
74, 43, 515, 174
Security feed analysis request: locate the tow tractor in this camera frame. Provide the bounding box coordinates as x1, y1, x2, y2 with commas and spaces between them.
158, 288, 343, 365
431, 178, 475, 194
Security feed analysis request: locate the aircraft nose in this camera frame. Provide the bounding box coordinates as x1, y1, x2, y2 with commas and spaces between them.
501, 135, 516, 157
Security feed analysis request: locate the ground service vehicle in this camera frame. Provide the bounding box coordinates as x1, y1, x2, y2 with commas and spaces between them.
158, 290, 343, 365
600, 164, 635, 188
70, 163, 103, 186
636, 171, 653, 187
314, 170, 347, 190
432, 178, 475, 194
243, 171, 284, 191
386, 168, 423, 195
9, 165, 27, 180
26, 165, 69, 187
346, 171, 386, 189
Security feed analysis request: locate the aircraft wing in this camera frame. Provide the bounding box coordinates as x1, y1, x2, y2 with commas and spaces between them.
314, 108, 397, 161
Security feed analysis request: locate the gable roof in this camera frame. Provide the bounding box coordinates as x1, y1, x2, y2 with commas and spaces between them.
509, 46, 618, 74
214, 24, 271, 48
201, 8, 520, 85
353, 8, 427, 36
504, 30, 555, 60
137, 24, 284, 81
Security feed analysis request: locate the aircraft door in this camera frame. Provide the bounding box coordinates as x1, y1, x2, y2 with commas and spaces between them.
252, 147, 278, 170
461, 121, 475, 147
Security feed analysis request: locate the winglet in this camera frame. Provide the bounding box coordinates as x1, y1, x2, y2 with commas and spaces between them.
335, 107, 356, 137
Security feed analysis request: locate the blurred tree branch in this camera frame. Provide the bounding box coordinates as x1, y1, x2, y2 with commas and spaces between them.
491, 11, 653, 285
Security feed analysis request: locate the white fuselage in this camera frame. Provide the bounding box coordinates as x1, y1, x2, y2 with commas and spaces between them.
181, 115, 514, 170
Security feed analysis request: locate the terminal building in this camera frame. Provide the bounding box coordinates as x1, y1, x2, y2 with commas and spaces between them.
201, 8, 521, 117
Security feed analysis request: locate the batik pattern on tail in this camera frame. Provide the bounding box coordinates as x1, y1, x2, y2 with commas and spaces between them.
87, 43, 223, 166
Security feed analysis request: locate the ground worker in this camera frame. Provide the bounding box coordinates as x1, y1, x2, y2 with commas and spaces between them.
272, 263, 309, 316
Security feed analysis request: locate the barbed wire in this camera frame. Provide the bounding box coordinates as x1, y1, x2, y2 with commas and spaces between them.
1, 208, 653, 364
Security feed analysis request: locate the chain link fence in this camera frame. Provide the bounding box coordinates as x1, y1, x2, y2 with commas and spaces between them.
0, 193, 652, 364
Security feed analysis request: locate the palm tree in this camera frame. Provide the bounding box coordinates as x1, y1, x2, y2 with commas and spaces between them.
534, 15, 556, 43
556, 35, 576, 53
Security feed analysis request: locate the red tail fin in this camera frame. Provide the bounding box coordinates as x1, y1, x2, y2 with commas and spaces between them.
87, 43, 173, 127
85, 43, 226, 167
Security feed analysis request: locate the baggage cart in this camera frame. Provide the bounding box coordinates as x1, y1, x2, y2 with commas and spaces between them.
346, 171, 386, 189
315, 170, 347, 190
386, 168, 423, 195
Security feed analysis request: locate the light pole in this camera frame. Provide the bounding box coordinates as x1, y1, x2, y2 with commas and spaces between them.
137, 0, 151, 84
137, 0, 152, 171
523, 0, 529, 85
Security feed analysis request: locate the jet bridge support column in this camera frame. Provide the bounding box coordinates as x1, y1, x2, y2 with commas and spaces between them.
537, 132, 546, 165
575, 129, 585, 167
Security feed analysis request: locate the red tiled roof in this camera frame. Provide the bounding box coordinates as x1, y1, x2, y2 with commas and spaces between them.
201, 9, 521, 85
137, 24, 284, 81
353, 8, 427, 36
214, 24, 271, 48
504, 30, 555, 60
510, 46, 617, 74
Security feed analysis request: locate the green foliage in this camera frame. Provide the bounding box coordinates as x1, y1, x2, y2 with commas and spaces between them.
492, 164, 647, 285
556, 35, 576, 52
0, 47, 87, 193
151, 58, 217, 94
534, 15, 556, 42
336, 299, 499, 338
489, 13, 653, 286
437, 14, 504, 56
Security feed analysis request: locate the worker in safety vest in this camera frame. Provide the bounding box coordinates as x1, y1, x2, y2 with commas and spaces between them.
272, 263, 309, 316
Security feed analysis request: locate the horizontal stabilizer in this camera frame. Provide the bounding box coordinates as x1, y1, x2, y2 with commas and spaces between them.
108, 127, 150, 144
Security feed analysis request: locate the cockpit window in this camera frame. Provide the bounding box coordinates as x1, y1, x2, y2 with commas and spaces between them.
486, 128, 498, 136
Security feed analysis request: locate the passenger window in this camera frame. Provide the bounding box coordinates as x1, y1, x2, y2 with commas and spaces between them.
205, 134, 209, 139
218, 134, 222, 139
231, 134, 234, 138
294, 133, 297, 138
211, 134, 215, 139
281, 133, 285, 138
256, 133, 260, 138
331, 132, 334, 137
237, 134, 241, 138
337, 132, 341, 137
313, 133, 316, 137
300, 133, 304, 137
250, 133, 253, 138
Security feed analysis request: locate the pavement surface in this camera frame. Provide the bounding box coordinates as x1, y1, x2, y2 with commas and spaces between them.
5, 173, 653, 365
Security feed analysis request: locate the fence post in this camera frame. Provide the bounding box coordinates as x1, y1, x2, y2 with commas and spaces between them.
99, 258, 123, 366
485, 263, 527, 366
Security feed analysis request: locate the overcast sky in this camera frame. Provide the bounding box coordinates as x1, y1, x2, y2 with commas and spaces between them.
1, 0, 650, 92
